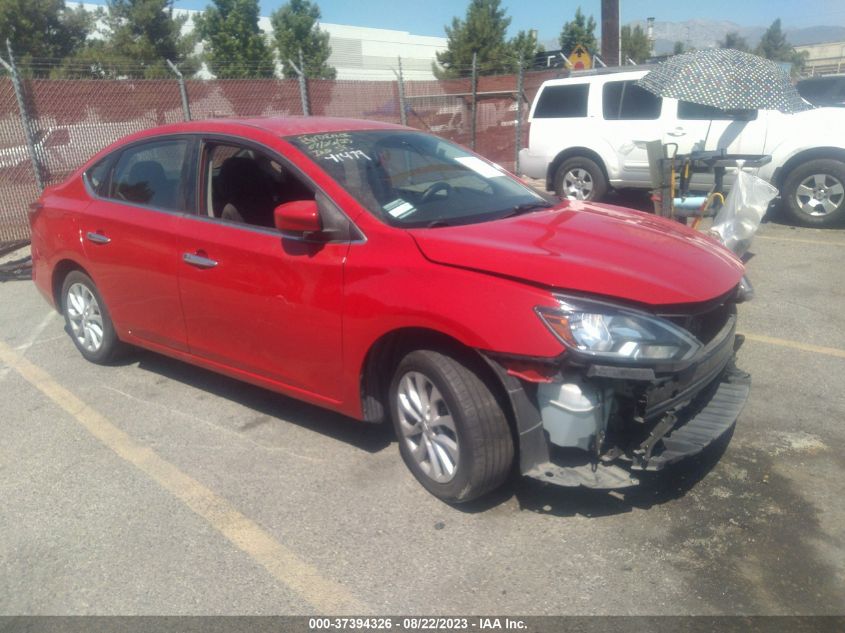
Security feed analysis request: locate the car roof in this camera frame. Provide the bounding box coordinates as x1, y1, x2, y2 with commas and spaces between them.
538, 68, 649, 88
118, 116, 407, 145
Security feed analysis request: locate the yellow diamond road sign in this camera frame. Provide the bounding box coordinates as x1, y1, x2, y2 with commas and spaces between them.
569, 44, 592, 70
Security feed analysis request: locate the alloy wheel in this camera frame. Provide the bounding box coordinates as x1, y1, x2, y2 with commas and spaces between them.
795, 173, 845, 216
65, 282, 105, 353
563, 168, 594, 200
396, 371, 460, 483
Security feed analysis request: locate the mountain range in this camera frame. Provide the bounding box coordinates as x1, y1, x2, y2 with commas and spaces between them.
541, 19, 845, 53
643, 19, 845, 54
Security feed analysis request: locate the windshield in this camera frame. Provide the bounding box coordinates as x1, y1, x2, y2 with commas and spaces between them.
287, 130, 549, 227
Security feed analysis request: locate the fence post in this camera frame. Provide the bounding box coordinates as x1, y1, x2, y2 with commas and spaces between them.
166, 59, 191, 121
470, 51, 477, 150
514, 59, 524, 175
288, 49, 310, 116
396, 56, 407, 126
0, 40, 44, 192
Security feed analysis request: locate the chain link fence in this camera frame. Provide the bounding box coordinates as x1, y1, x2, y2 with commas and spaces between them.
0, 49, 563, 247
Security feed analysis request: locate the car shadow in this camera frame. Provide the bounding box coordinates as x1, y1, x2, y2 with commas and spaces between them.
457, 429, 734, 516
111, 346, 730, 514
129, 348, 394, 455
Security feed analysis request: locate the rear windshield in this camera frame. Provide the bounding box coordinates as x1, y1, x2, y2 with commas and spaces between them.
288, 130, 547, 228
533, 83, 589, 118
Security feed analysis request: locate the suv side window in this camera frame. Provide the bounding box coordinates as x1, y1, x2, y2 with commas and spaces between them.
533, 84, 589, 118
602, 80, 662, 120
108, 139, 189, 211
678, 101, 758, 121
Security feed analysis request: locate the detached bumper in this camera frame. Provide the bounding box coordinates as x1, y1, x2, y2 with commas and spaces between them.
484, 327, 750, 490
525, 368, 750, 489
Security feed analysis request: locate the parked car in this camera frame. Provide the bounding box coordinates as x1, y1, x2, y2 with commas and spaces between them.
519, 69, 845, 227
797, 75, 845, 108
30, 117, 751, 503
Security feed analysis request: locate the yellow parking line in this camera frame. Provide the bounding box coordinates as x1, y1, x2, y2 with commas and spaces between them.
756, 235, 845, 247
743, 333, 845, 360
0, 340, 366, 614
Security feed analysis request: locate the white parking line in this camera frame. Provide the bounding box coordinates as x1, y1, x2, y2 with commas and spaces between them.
0, 339, 367, 614
0, 310, 56, 382
743, 333, 845, 360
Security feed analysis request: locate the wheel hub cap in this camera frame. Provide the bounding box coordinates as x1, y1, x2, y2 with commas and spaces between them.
796, 173, 845, 217
396, 371, 460, 484
563, 168, 593, 200
66, 283, 105, 353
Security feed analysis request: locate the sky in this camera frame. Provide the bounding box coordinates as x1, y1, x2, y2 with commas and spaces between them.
168, 0, 845, 41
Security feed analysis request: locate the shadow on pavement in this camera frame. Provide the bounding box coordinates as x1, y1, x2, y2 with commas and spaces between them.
458, 428, 734, 516
129, 348, 394, 455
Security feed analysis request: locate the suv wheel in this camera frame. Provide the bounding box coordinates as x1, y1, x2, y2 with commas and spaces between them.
554, 156, 608, 201
782, 159, 845, 227
389, 349, 514, 503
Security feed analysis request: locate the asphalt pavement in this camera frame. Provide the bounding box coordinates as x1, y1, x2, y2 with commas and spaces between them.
1, 213, 843, 616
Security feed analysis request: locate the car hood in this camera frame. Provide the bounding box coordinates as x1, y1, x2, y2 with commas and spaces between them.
408, 202, 745, 306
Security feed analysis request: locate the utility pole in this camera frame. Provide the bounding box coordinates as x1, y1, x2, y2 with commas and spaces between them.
601, 0, 620, 67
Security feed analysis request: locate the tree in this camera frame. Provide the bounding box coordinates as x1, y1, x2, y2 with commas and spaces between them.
0, 0, 93, 61
719, 31, 749, 52
621, 24, 651, 64
510, 29, 541, 68
100, 0, 195, 76
195, 0, 274, 78
755, 18, 806, 74
672, 41, 684, 55
270, 0, 334, 79
435, 0, 513, 77
558, 7, 596, 55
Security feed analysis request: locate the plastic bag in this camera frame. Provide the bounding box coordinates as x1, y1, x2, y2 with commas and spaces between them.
709, 168, 778, 257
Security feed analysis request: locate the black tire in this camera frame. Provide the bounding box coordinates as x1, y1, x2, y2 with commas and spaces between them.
389, 349, 514, 503
60, 270, 124, 364
554, 156, 608, 201
782, 159, 845, 227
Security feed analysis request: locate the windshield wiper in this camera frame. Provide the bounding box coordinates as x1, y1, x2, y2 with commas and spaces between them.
499, 201, 554, 218
425, 219, 453, 228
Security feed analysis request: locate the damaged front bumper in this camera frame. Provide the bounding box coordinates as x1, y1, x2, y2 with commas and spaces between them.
485, 312, 750, 489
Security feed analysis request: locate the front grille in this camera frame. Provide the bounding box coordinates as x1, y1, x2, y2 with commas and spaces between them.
659, 299, 735, 345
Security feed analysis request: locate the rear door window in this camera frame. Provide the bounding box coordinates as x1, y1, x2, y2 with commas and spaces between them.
108, 139, 189, 211
678, 101, 758, 121
533, 84, 589, 118
602, 80, 662, 120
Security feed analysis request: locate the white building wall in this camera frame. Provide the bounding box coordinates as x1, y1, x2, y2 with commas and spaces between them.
81, 4, 447, 80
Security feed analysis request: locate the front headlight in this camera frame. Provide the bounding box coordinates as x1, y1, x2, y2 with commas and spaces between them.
536, 296, 702, 362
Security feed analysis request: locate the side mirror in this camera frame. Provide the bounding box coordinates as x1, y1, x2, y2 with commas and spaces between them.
274, 200, 322, 236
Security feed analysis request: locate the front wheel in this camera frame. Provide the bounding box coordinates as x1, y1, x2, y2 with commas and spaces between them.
389, 349, 514, 503
782, 159, 845, 227
61, 270, 124, 364
554, 156, 608, 201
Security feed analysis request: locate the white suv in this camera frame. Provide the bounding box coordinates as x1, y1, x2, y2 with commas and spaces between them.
519, 69, 845, 227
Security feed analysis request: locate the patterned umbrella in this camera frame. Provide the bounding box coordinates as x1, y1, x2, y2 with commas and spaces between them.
637, 48, 811, 113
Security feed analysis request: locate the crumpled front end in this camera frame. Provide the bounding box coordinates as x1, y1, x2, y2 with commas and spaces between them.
485, 290, 751, 489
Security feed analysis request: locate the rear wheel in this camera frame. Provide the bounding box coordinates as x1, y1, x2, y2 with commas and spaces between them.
389, 349, 514, 503
554, 156, 608, 201
782, 159, 845, 227
61, 270, 124, 364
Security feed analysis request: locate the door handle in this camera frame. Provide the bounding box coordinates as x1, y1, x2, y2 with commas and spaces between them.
667, 127, 686, 137
182, 252, 218, 269
86, 231, 111, 244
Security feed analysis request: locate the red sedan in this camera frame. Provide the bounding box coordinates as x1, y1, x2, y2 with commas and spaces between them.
29, 117, 751, 502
